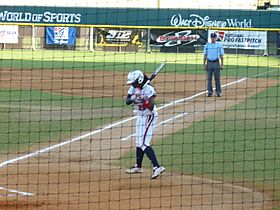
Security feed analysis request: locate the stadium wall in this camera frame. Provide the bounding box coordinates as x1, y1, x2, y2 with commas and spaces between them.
0, 6, 279, 54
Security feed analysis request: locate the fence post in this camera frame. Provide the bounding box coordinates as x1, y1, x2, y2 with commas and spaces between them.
147, 28, 151, 53
89, 27, 94, 52
31, 25, 36, 50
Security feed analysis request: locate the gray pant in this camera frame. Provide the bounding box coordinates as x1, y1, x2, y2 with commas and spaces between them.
207, 61, 221, 95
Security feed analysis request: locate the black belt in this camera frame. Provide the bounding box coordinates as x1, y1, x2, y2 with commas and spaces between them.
208, 59, 219, 62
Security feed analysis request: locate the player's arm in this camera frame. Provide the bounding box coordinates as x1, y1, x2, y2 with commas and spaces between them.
143, 95, 155, 111
126, 94, 135, 105
126, 86, 137, 105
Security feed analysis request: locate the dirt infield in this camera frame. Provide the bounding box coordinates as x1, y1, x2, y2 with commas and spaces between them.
0, 68, 278, 209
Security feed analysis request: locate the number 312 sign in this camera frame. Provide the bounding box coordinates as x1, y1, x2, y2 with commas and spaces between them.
106, 30, 132, 42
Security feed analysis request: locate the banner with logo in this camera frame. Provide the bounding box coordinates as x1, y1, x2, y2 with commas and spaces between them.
149, 30, 207, 48
46, 27, 76, 45
96, 28, 142, 47
209, 30, 267, 50
0, 25, 18, 44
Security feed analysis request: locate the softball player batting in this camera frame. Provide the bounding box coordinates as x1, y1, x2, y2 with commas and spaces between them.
125, 70, 165, 179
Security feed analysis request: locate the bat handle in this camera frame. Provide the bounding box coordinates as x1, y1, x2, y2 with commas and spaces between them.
142, 80, 150, 88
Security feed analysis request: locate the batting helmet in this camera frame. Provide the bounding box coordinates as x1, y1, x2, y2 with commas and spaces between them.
126, 70, 144, 85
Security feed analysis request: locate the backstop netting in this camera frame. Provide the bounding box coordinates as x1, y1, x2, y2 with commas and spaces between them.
0, 3, 280, 210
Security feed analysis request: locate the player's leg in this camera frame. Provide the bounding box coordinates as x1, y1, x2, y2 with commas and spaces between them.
144, 147, 159, 168
142, 114, 165, 179
145, 146, 165, 179
136, 147, 144, 168
126, 147, 144, 174
126, 115, 145, 174
207, 63, 214, 97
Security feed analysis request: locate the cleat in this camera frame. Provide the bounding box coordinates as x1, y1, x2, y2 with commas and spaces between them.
151, 166, 165, 179
126, 165, 143, 174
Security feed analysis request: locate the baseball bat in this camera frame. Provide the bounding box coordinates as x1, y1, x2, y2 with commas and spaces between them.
143, 62, 165, 87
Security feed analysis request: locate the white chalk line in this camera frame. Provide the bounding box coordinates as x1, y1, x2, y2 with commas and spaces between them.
157, 77, 247, 111
0, 76, 249, 197
0, 186, 33, 196
253, 68, 279, 78
121, 112, 188, 141
0, 116, 137, 169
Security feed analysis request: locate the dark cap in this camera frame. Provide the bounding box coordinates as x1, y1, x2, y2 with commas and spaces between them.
210, 33, 217, 38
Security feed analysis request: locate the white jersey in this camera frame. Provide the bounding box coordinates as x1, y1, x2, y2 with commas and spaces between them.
128, 85, 158, 116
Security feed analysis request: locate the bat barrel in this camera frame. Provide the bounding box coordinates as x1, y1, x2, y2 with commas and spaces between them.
143, 62, 165, 87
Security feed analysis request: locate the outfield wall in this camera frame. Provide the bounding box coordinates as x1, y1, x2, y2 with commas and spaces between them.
0, 0, 259, 9
1, 6, 280, 28
0, 6, 279, 54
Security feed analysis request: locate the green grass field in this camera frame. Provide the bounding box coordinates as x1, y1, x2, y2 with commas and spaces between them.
0, 49, 279, 78
0, 89, 128, 152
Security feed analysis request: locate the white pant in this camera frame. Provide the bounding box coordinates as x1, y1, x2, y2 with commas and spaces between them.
136, 113, 158, 150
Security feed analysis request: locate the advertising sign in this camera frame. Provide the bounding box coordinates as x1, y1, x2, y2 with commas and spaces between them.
170, 13, 252, 28
106, 30, 132, 42
46, 27, 76, 45
209, 30, 267, 50
97, 29, 142, 47
0, 10, 81, 23
150, 30, 206, 48
0, 25, 18, 43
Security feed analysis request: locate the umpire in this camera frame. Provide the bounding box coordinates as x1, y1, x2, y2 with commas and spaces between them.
203, 33, 224, 97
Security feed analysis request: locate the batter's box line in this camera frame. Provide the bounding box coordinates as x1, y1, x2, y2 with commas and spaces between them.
121, 112, 188, 141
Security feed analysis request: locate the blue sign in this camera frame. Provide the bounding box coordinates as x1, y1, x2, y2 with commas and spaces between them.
46, 27, 76, 45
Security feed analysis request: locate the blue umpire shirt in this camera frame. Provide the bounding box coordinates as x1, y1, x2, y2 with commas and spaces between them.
203, 42, 224, 61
